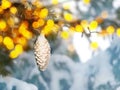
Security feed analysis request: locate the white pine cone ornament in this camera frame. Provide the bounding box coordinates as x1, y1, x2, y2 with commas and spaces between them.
34, 34, 51, 71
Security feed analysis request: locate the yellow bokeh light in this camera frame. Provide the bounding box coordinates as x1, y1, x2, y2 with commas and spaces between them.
14, 37, 27, 47
81, 20, 88, 28
32, 21, 40, 28
19, 37, 27, 47
47, 19, 54, 27
9, 50, 18, 59
18, 26, 25, 34
116, 28, 120, 37
19, 21, 28, 32
0, 6, 4, 13
63, 3, 70, 10
90, 42, 98, 50
15, 44, 23, 54
39, 8, 48, 19
42, 25, 52, 35
23, 30, 33, 39
19, 28, 25, 34
75, 25, 84, 32
3, 36, 14, 50
64, 13, 73, 22
61, 31, 69, 39
6, 45, 14, 50
89, 20, 98, 30
3, 37, 12, 45
1, 0, 12, 9
106, 25, 115, 35
18, 21, 32, 39
0, 36, 3, 43
52, 0, 58, 5
38, 19, 45, 26
9, 44, 23, 59
0, 20, 7, 31
10, 6, 17, 14
83, 0, 91, 4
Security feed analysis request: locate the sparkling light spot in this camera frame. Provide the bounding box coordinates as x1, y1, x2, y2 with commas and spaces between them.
64, 13, 73, 22
75, 25, 84, 32
89, 20, 98, 31
90, 42, 99, 50
10, 6, 17, 14
0, 20, 7, 31
61, 31, 69, 39
106, 25, 115, 35
116, 28, 120, 37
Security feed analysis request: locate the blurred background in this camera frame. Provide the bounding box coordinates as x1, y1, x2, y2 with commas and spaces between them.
0, 0, 120, 90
